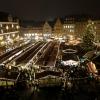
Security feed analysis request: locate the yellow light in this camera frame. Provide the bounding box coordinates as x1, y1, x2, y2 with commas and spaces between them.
12, 24, 14, 28
35, 36, 39, 40
0, 41, 5, 46
0, 36, 3, 40
6, 25, 9, 30
16, 25, 20, 29
1, 29, 3, 33
12, 34, 15, 37
0, 24, 2, 27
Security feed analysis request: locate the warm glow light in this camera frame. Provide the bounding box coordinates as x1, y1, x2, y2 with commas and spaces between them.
6, 25, 9, 30
12, 24, 14, 28
16, 25, 20, 29
0, 36, 3, 40
35, 36, 39, 40
12, 34, 15, 37
24, 34, 27, 36
32, 34, 34, 36
0, 41, 5, 46
0, 24, 2, 27
29, 33, 31, 36
1, 29, 3, 33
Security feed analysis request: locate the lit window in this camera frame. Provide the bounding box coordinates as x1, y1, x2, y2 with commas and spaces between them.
64, 25, 66, 28
16, 25, 20, 29
35, 33, 37, 36
92, 22, 94, 24
0, 36, 3, 40
12, 24, 14, 28
70, 29, 74, 32
29, 33, 31, 36
1, 29, 3, 33
12, 34, 15, 37
70, 25, 73, 28
0, 24, 2, 27
32, 34, 34, 36
6, 25, 9, 30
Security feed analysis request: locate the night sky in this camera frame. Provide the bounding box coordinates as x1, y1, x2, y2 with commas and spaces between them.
0, 0, 100, 21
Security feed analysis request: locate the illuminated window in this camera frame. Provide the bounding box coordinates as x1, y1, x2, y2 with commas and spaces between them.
12, 34, 15, 37
29, 33, 31, 36
92, 22, 94, 24
63, 25, 66, 28
70, 25, 73, 28
70, 29, 74, 32
16, 25, 20, 29
32, 34, 34, 36
35, 33, 37, 36
94, 26, 96, 29
0, 36, 3, 40
6, 25, 9, 30
12, 24, 14, 28
1, 29, 3, 33
0, 24, 2, 27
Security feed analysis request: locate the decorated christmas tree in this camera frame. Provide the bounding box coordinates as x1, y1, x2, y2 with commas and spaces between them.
82, 20, 96, 51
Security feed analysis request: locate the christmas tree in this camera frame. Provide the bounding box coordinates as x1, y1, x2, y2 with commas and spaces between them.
82, 20, 96, 51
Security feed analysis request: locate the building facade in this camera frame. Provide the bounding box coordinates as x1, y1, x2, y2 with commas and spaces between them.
21, 16, 100, 41
53, 18, 63, 38
63, 18, 75, 40
21, 26, 43, 41
0, 13, 20, 54
63, 17, 100, 41
43, 21, 52, 39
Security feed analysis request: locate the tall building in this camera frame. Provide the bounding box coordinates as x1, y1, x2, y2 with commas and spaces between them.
21, 21, 44, 40
63, 18, 75, 39
0, 12, 20, 53
53, 18, 63, 37
63, 16, 100, 41
43, 21, 52, 39
75, 21, 87, 37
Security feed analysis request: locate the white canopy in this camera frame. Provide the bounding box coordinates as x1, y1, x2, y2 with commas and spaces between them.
61, 60, 79, 66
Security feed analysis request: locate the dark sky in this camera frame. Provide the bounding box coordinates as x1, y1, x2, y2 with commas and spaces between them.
0, 0, 100, 21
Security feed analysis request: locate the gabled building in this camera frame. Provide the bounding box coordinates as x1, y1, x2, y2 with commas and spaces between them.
63, 15, 100, 41
43, 21, 52, 39
53, 18, 63, 37
63, 17, 75, 39
0, 12, 20, 53
21, 21, 44, 40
